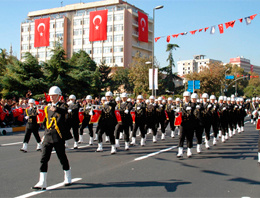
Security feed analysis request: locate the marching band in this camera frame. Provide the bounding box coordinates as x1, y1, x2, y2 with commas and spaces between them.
17, 86, 260, 190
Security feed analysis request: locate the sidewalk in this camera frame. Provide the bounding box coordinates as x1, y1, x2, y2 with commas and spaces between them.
0, 125, 26, 135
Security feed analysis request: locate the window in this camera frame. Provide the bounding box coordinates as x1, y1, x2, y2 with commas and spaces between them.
183, 63, 185, 65
114, 56, 123, 64
114, 34, 123, 42
114, 13, 123, 21
93, 57, 102, 64
104, 57, 112, 64
114, 24, 123, 32
30, 44, 35, 50
38, 52, 45, 58
56, 31, 63, 39
46, 51, 53, 58
56, 21, 63, 28
83, 28, 89, 35
188, 67, 190, 70
22, 25, 29, 32
30, 35, 34, 41
83, 48, 92, 54
73, 19, 82, 26
50, 32, 55, 38
30, 25, 34, 31
103, 46, 112, 53
107, 25, 113, 32
50, 22, 55, 28
22, 44, 28, 50
188, 63, 190, 65
73, 29, 82, 36
73, 38, 82, 46
22, 35, 28, 42
83, 18, 89, 25
107, 15, 112, 21
93, 47, 102, 54
114, 45, 123, 53
104, 35, 113, 43
83, 38, 90, 45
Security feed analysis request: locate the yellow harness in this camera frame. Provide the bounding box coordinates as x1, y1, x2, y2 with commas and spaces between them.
44, 106, 62, 139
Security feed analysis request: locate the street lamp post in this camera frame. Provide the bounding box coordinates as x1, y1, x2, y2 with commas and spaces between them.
152, 5, 164, 97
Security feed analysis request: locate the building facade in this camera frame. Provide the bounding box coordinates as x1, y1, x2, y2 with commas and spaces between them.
229, 56, 260, 75
20, 0, 153, 67
177, 55, 222, 77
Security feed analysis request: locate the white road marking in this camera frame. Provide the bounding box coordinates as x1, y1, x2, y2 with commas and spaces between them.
14, 178, 82, 198
134, 146, 177, 161
51, 145, 90, 154
0, 142, 23, 146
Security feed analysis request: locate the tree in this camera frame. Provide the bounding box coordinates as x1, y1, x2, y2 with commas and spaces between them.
159, 44, 180, 94
111, 67, 134, 93
98, 61, 113, 91
129, 52, 151, 97
243, 71, 260, 97
68, 50, 97, 98
43, 46, 73, 96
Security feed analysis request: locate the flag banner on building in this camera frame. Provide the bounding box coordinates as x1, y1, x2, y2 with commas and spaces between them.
155, 13, 258, 42
149, 68, 158, 90
34, 18, 50, 47
89, 10, 108, 41
138, 11, 148, 42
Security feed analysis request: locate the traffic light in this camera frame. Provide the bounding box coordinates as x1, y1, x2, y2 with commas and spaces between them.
247, 74, 251, 80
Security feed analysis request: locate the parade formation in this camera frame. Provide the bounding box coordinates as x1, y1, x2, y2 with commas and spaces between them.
15, 85, 260, 190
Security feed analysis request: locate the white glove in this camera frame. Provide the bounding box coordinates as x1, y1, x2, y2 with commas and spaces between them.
245, 109, 248, 113
160, 104, 163, 107
171, 106, 174, 109
223, 107, 226, 111
25, 116, 29, 120
105, 101, 109, 105
186, 107, 191, 111
153, 103, 157, 106
175, 108, 180, 112
196, 105, 200, 109
124, 110, 129, 114
207, 104, 212, 109
68, 109, 72, 113
239, 106, 242, 109
234, 105, 238, 109
48, 103, 52, 107
137, 107, 141, 110
89, 111, 93, 116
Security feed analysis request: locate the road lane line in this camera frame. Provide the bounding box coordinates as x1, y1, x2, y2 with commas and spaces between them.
0, 142, 23, 146
134, 146, 177, 161
14, 178, 82, 198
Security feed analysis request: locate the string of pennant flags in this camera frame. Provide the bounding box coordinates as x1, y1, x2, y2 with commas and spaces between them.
155, 13, 258, 43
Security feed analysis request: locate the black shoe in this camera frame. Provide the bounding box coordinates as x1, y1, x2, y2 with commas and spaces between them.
20, 149, 27, 153
36, 149, 42, 152
74, 147, 78, 149
64, 183, 71, 186
31, 186, 46, 190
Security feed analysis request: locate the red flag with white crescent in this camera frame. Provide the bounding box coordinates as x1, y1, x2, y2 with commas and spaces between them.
89, 10, 108, 41
174, 112, 182, 126
114, 110, 122, 122
257, 118, 260, 130
218, 24, 224, 34
138, 11, 148, 42
89, 109, 102, 124
37, 108, 45, 123
34, 18, 50, 47
12, 109, 20, 117
130, 111, 136, 123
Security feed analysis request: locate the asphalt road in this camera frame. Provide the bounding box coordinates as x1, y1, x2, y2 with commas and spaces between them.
0, 119, 259, 198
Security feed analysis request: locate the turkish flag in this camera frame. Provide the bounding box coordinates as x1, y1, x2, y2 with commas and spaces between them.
0, 112, 6, 121
138, 11, 148, 42
218, 24, 224, 34
37, 109, 45, 123
114, 110, 122, 122
190, 30, 197, 35
155, 37, 161, 42
44, 92, 50, 102
34, 18, 50, 47
89, 10, 108, 41
174, 112, 182, 126
225, 20, 236, 29
89, 109, 102, 124
166, 35, 171, 43
165, 110, 169, 120
78, 111, 84, 124
172, 34, 179, 38
12, 109, 20, 117
130, 111, 136, 123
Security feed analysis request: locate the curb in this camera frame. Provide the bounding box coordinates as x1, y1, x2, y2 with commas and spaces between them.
0, 126, 25, 135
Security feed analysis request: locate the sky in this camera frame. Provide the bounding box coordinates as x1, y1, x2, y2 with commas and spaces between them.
1, 0, 260, 73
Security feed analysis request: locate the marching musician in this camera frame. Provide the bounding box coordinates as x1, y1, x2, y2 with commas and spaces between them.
79, 95, 95, 145
32, 86, 72, 190
156, 97, 166, 140
20, 98, 42, 153
177, 91, 194, 158
145, 96, 158, 143
165, 97, 176, 138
